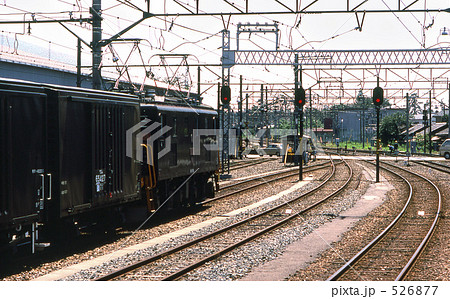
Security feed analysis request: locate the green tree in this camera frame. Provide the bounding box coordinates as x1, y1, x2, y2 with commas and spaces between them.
380, 112, 406, 145
278, 118, 293, 130
415, 133, 425, 150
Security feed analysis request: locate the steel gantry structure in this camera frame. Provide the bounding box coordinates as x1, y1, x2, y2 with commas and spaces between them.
223, 47, 450, 106
149, 0, 448, 16
219, 25, 450, 165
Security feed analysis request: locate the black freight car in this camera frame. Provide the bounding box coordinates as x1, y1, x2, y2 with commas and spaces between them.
139, 100, 218, 211
0, 79, 141, 254
0, 78, 219, 256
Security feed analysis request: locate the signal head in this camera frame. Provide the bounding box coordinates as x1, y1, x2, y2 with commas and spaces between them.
372, 86, 384, 106
221, 85, 231, 105
295, 86, 306, 108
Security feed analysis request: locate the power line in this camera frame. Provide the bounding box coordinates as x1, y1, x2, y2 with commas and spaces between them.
381, 0, 424, 47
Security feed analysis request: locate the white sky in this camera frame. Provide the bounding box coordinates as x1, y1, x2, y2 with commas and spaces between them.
1, 0, 450, 108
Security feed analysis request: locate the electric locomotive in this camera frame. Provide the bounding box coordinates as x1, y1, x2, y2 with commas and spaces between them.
138, 98, 218, 212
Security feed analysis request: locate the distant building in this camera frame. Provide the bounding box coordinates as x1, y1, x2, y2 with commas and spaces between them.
333, 108, 399, 142
400, 122, 448, 144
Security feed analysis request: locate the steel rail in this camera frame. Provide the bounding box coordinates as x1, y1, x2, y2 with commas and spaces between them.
95, 156, 350, 281
327, 161, 441, 281
228, 157, 271, 167
412, 160, 450, 175
227, 157, 273, 171
387, 163, 442, 281
161, 157, 352, 281
199, 161, 333, 205
219, 160, 330, 191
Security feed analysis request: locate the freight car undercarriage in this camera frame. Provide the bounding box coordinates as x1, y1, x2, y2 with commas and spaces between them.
1, 170, 216, 257
145, 172, 216, 212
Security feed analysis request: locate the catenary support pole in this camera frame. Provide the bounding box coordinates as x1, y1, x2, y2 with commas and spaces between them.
375, 77, 380, 183
406, 93, 410, 165
77, 38, 82, 87
92, 0, 102, 90
197, 66, 201, 103
239, 75, 243, 158
429, 91, 432, 154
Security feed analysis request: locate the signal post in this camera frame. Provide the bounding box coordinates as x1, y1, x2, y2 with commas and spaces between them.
220, 84, 231, 174
373, 83, 384, 183
295, 86, 306, 181
294, 54, 306, 181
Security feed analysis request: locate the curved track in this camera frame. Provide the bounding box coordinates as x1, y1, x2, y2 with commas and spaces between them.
95, 157, 353, 281
327, 161, 441, 281
200, 161, 333, 205
412, 160, 450, 175
226, 157, 275, 171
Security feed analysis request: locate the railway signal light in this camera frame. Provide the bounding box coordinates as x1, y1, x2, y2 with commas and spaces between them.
372, 87, 384, 106
221, 85, 231, 105
294, 86, 306, 108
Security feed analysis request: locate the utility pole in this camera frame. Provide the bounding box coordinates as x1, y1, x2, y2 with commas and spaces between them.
294, 55, 299, 170
423, 108, 427, 154
218, 82, 223, 173
448, 84, 450, 139
299, 86, 304, 181
260, 84, 264, 147
362, 95, 366, 148
376, 104, 380, 182
245, 93, 249, 130
309, 87, 312, 133
197, 66, 201, 103
77, 39, 82, 87
92, 0, 102, 90
406, 93, 410, 165
265, 86, 268, 146
239, 75, 243, 158
429, 91, 432, 154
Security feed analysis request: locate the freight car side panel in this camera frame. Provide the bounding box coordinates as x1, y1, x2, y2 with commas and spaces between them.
0, 90, 46, 230
55, 94, 140, 218
57, 99, 92, 215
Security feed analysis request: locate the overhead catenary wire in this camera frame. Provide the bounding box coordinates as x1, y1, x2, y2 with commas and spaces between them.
381, 0, 424, 47
1, 0, 448, 107
99, 8, 286, 89
0, 0, 357, 91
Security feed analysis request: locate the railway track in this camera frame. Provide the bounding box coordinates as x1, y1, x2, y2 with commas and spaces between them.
219, 161, 330, 190
94, 156, 353, 281
327, 161, 441, 281
0, 158, 330, 280
412, 160, 450, 175
223, 157, 275, 172
200, 161, 333, 205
